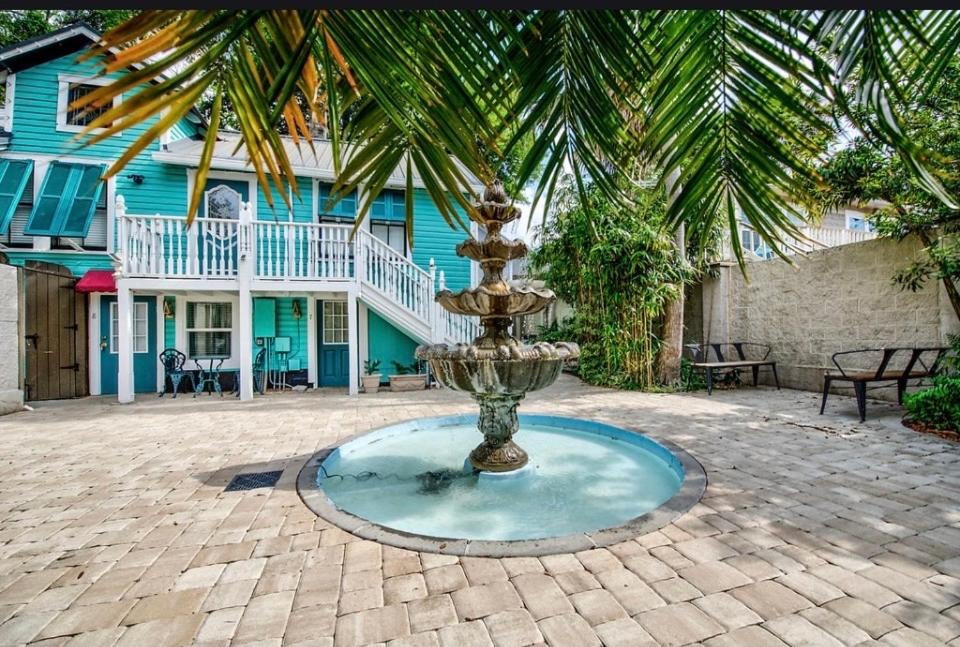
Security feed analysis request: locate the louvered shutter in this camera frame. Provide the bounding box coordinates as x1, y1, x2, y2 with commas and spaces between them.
0, 159, 32, 234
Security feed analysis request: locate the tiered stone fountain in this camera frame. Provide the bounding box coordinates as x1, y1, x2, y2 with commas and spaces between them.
416, 182, 580, 472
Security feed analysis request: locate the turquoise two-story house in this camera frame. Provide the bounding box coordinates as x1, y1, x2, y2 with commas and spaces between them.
0, 23, 480, 403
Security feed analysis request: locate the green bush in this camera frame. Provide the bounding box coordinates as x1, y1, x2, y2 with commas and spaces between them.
904, 376, 960, 432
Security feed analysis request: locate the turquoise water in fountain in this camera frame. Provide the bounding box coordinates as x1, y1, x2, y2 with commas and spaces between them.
317, 415, 684, 541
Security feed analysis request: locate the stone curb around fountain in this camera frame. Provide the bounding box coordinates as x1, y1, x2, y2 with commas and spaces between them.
295, 415, 707, 557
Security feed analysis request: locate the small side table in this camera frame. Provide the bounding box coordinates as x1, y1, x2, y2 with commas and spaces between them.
193, 357, 226, 397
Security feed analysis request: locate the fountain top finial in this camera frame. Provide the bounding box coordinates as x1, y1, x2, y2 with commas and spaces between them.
483, 180, 508, 205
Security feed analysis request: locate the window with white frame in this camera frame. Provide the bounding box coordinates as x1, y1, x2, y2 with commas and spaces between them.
322, 301, 348, 345
109, 301, 149, 354
371, 220, 407, 255
57, 76, 120, 132
740, 227, 774, 260
186, 302, 232, 358
846, 212, 876, 232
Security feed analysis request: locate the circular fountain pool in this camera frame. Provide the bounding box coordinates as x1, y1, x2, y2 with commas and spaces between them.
297, 415, 705, 556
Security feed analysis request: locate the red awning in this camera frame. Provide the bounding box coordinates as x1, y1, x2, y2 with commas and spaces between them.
74, 269, 117, 293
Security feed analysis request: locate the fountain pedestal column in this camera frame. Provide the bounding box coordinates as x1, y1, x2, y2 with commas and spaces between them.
471, 392, 526, 471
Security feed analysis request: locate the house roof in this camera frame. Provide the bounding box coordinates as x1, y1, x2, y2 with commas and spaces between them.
154, 132, 485, 192
0, 23, 102, 73
0, 22, 207, 132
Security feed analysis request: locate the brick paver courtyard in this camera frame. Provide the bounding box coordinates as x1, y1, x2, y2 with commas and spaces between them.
0, 375, 958, 647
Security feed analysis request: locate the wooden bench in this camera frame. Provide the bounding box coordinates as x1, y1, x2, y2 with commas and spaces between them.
820, 346, 949, 421
685, 343, 780, 395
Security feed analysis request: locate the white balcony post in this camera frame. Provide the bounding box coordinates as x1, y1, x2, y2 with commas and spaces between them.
116, 195, 127, 273
238, 200, 254, 401
428, 258, 439, 342
356, 230, 366, 286
117, 283, 135, 403
347, 290, 359, 395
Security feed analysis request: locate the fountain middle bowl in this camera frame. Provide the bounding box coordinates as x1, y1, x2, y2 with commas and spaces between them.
416, 341, 580, 394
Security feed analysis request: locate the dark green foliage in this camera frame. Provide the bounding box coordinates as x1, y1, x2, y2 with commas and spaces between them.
904, 376, 960, 432
0, 10, 138, 48
390, 360, 421, 375
530, 181, 697, 390
363, 359, 382, 375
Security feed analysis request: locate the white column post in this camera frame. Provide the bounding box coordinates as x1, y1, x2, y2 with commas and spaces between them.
117, 282, 135, 403
116, 195, 127, 273
306, 295, 317, 387
358, 303, 369, 371
428, 258, 437, 341
238, 200, 254, 400
347, 289, 359, 395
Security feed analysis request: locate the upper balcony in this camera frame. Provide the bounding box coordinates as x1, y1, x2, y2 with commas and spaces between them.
116, 196, 481, 345
119, 211, 358, 282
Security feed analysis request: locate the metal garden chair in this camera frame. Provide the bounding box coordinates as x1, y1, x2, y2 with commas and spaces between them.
158, 348, 192, 398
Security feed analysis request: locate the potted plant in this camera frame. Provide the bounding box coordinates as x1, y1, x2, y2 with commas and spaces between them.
389, 360, 427, 392
361, 359, 382, 394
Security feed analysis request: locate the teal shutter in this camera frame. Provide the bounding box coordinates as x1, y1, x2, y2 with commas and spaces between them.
60, 165, 105, 237
318, 184, 356, 219
389, 190, 405, 221
25, 162, 73, 235
24, 162, 105, 236
370, 190, 405, 222
371, 193, 387, 218
0, 159, 33, 235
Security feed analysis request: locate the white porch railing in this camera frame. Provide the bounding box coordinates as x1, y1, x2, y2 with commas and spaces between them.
733, 223, 878, 260
116, 196, 478, 345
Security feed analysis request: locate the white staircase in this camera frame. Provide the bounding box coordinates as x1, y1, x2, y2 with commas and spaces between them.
355, 228, 479, 346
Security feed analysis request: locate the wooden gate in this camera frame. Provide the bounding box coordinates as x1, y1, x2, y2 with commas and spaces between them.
23, 262, 88, 401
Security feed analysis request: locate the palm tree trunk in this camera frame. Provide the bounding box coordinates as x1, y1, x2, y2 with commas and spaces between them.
657, 223, 686, 385
656, 170, 685, 385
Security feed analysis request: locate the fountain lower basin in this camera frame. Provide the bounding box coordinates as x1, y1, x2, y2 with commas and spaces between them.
297, 414, 706, 556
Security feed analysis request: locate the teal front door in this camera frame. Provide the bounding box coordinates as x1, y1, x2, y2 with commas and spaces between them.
199, 179, 249, 273
100, 296, 157, 394
318, 300, 349, 387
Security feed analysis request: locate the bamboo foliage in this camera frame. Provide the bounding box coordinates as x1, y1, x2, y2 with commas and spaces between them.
529, 181, 693, 390
69, 10, 960, 255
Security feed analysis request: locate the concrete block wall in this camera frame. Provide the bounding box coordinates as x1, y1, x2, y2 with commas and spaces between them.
685, 236, 960, 400
0, 264, 23, 415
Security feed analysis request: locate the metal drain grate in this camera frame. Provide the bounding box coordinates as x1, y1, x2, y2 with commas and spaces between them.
224, 470, 283, 492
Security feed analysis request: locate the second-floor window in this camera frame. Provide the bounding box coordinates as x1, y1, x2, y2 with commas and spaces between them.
370, 189, 407, 255
371, 220, 407, 256
57, 76, 120, 133
846, 213, 877, 233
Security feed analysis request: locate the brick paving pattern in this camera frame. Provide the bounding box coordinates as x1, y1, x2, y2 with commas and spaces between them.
0, 375, 957, 646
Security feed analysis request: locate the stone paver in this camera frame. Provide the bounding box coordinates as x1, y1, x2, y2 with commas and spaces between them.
0, 377, 958, 646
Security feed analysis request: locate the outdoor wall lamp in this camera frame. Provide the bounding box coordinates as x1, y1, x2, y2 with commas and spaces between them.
163, 299, 175, 319
292, 300, 302, 320
127, 174, 145, 185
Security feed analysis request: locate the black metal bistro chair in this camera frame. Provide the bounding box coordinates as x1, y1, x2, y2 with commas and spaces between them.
158, 348, 193, 398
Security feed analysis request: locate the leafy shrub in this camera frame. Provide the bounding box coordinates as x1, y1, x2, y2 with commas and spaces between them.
528, 181, 699, 390
363, 359, 382, 375
904, 376, 960, 432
